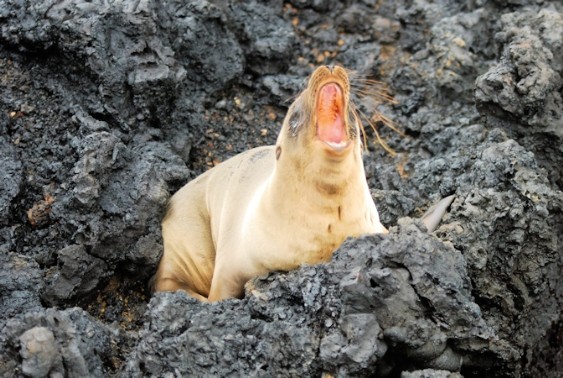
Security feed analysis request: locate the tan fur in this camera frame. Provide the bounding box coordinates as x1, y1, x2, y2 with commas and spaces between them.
153, 65, 387, 301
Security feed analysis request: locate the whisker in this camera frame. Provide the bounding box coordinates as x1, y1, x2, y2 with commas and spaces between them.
345, 68, 361, 80
351, 73, 403, 129
350, 78, 399, 105
352, 78, 388, 85
355, 106, 398, 157
352, 88, 398, 104
371, 113, 405, 137
351, 80, 383, 87
350, 104, 368, 151
283, 92, 301, 105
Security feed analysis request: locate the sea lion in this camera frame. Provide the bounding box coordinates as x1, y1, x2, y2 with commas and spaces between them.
152, 65, 389, 301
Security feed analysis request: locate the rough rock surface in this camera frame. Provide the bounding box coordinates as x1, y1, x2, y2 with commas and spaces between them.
0, 0, 561, 377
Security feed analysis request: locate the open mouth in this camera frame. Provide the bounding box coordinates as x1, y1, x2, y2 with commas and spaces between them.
315, 82, 350, 151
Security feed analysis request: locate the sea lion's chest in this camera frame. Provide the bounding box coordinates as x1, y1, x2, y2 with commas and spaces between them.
207, 145, 374, 271
242, 190, 373, 272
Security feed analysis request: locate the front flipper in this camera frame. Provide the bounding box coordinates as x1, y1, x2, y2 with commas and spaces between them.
150, 275, 209, 302
421, 194, 455, 232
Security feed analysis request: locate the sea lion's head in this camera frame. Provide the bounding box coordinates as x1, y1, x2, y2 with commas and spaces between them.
276, 65, 361, 165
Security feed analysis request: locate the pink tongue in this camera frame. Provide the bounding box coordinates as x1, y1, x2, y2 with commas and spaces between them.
316, 83, 345, 144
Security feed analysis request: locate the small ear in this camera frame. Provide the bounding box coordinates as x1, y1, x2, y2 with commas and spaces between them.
276, 146, 282, 160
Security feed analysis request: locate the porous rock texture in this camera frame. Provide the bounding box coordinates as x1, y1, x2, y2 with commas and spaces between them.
0, 0, 561, 377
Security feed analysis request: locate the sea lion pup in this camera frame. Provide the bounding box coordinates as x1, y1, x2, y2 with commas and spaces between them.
153, 65, 388, 301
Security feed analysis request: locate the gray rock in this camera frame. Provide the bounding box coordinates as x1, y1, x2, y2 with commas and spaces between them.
42, 244, 109, 306
0, 308, 115, 378
401, 369, 463, 378
125, 220, 494, 375
0, 254, 43, 329
0, 0, 561, 376
19, 327, 60, 378
225, 1, 297, 75
475, 7, 563, 131
0, 136, 22, 226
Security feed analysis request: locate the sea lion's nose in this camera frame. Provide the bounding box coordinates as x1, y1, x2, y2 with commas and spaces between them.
326, 65, 334, 73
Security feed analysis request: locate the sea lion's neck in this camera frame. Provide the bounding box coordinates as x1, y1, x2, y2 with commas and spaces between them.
266, 148, 369, 220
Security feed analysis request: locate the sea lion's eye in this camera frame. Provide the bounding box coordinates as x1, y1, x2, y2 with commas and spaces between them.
288, 109, 301, 137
